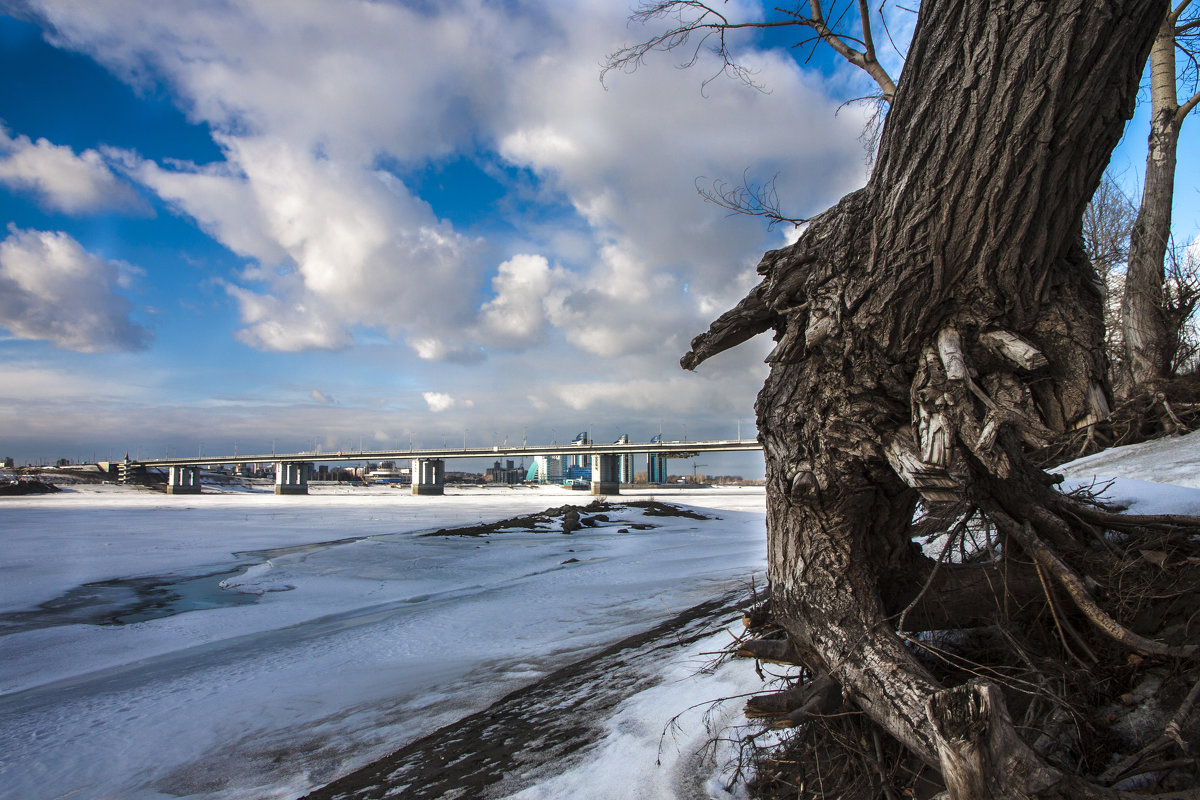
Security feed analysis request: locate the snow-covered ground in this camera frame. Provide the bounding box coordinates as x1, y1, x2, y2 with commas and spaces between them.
0, 484, 769, 799
5, 431, 1200, 800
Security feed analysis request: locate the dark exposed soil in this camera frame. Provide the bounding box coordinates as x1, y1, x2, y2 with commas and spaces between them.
0, 480, 61, 495
421, 499, 711, 538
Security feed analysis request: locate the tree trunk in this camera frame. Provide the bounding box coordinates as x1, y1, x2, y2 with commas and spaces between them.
683, 1, 1163, 794
1122, 11, 1182, 389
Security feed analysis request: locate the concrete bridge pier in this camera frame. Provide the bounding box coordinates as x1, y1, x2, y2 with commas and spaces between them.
411, 458, 445, 495
590, 453, 620, 496
167, 465, 202, 494
275, 462, 309, 495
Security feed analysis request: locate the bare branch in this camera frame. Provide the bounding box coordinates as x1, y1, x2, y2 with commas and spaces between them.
781, 1, 897, 99
603, 2, 806, 91
695, 173, 808, 229
858, 0, 877, 64
1173, 1, 1200, 102
877, 1, 913, 63
606, 1, 897, 100
1082, 172, 1136, 306
681, 282, 778, 370
1161, 239, 1200, 373
1180, 87, 1200, 117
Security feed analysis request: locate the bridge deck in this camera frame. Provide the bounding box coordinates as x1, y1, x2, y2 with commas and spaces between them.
130, 439, 763, 468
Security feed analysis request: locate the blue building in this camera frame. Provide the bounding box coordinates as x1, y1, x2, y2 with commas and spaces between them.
647, 433, 668, 483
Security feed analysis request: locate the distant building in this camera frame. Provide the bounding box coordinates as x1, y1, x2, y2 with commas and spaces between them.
614, 435, 634, 484
2, 457, 13, 469
647, 433, 668, 483
563, 464, 592, 484
647, 453, 668, 484
486, 460, 524, 484
366, 463, 409, 484
328, 465, 358, 482
531, 455, 563, 484
568, 432, 590, 468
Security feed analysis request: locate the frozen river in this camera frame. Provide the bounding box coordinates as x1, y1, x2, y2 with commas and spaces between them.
0, 484, 767, 799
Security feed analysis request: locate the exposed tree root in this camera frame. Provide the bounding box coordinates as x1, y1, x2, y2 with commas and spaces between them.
991, 511, 1198, 659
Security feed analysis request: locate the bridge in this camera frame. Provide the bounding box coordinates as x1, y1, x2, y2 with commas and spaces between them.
114, 438, 763, 497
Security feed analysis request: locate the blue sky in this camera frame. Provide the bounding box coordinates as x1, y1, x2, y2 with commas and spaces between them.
0, 1, 1195, 475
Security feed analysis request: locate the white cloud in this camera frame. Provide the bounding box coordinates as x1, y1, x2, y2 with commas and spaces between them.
0, 362, 143, 402
477, 254, 562, 349
311, 389, 335, 404
0, 126, 146, 215
496, 9, 870, 288
423, 392, 457, 413
543, 376, 740, 415
25, 1, 517, 357
222, 283, 351, 352
108, 148, 287, 265
118, 136, 488, 353
0, 226, 151, 352
409, 337, 485, 364
476, 2, 871, 360
33, 0, 532, 164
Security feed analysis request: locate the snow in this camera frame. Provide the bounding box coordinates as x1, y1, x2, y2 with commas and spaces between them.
5, 431, 1200, 800
0, 484, 768, 799
1056, 428, 1200, 515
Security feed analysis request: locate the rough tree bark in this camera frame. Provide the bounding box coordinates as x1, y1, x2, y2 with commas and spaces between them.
1121, 2, 1200, 388
682, 1, 1171, 796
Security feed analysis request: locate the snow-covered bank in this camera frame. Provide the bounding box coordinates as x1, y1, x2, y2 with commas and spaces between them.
0, 485, 767, 799
308, 589, 763, 800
